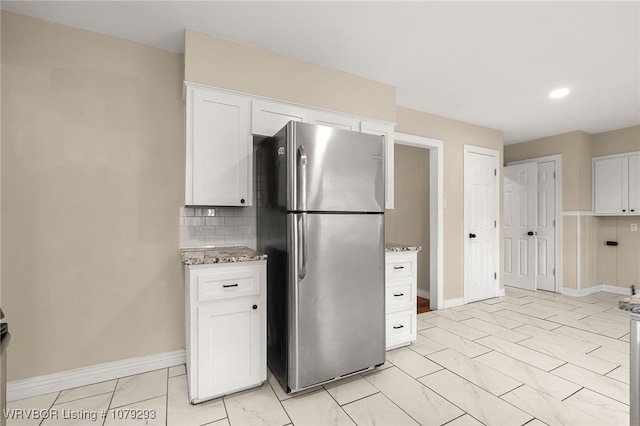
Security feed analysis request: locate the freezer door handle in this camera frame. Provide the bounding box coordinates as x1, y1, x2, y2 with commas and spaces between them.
297, 145, 307, 211
298, 213, 308, 280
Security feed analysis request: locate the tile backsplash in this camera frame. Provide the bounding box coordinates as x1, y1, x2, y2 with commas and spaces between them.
180, 206, 256, 249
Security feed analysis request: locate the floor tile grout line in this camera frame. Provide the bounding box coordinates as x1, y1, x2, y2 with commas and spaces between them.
164, 367, 169, 426
361, 366, 451, 426
560, 386, 585, 402
102, 381, 116, 426
265, 377, 293, 426
110, 394, 167, 411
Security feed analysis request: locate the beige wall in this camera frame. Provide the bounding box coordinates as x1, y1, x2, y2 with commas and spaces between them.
1, 12, 185, 380
595, 216, 640, 289
562, 216, 578, 289
504, 130, 592, 211
185, 30, 396, 123
395, 107, 504, 299
581, 216, 598, 289
386, 145, 429, 292
592, 126, 640, 157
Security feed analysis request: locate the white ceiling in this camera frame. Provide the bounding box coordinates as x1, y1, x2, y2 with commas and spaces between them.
3, 1, 639, 144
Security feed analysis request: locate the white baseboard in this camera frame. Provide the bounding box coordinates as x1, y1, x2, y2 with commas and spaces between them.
561, 284, 631, 297
600, 284, 632, 295
497, 288, 506, 297
7, 350, 186, 402
417, 289, 430, 299
440, 297, 465, 309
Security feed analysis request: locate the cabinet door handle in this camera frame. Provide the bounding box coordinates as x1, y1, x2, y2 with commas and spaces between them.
252, 304, 258, 310
223, 283, 239, 288
393, 266, 404, 270
393, 325, 404, 329
623, 209, 626, 212
393, 293, 404, 297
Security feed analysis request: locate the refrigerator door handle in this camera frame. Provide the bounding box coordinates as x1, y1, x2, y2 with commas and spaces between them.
297, 145, 307, 211
298, 213, 308, 280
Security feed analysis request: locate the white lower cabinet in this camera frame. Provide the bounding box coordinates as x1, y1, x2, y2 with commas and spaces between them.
185, 261, 266, 403
385, 251, 418, 350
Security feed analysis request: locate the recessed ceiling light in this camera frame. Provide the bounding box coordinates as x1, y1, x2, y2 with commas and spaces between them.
549, 88, 570, 99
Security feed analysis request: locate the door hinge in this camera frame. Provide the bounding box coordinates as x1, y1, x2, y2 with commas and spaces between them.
553, 219, 556, 227
494, 220, 497, 228
553, 268, 556, 275
494, 169, 497, 176
494, 272, 497, 279
553, 172, 556, 179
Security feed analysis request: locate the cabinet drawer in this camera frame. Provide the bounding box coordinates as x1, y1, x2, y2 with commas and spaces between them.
386, 280, 414, 311
194, 266, 261, 302
386, 310, 416, 348
386, 253, 416, 279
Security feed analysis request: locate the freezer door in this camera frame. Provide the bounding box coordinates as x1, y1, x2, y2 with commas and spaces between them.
287, 213, 385, 391
286, 122, 384, 213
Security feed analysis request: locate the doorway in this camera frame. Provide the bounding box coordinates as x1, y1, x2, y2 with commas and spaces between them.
505, 155, 561, 292
391, 133, 443, 310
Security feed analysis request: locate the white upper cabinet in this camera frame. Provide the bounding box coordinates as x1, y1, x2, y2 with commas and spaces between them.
251, 100, 310, 137
593, 152, 640, 215
185, 85, 252, 206
629, 153, 640, 214
185, 82, 395, 208
361, 121, 395, 210
311, 110, 360, 131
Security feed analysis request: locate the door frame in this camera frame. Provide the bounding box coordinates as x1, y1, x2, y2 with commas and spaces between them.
394, 132, 444, 310
464, 145, 501, 303
508, 154, 562, 293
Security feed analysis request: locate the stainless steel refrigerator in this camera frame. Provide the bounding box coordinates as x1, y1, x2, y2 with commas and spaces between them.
255, 121, 385, 393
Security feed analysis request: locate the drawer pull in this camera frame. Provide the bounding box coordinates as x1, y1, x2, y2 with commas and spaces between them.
223, 283, 239, 288
393, 266, 405, 270
393, 292, 404, 297
393, 325, 404, 329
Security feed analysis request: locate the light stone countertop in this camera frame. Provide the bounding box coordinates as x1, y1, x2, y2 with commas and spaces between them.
180, 246, 267, 265
385, 243, 422, 252
618, 295, 640, 314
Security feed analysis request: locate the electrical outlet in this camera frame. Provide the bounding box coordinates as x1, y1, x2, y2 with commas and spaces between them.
632, 223, 638, 232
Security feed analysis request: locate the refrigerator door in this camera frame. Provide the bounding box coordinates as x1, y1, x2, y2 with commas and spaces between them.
287, 212, 385, 391
286, 122, 384, 213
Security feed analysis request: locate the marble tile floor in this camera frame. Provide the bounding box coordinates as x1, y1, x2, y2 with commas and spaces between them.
7, 287, 631, 426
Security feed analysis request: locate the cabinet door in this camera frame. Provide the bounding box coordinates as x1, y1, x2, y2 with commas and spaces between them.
594, 156, 628, 214
252, 100, 309, 137
629, 154, 640, 214
197, 298, 261, 399
186, 87, 251, 206
311, 111, 360, 131
362, 122, 395, 209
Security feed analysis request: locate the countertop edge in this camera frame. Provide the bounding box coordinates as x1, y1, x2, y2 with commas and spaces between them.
180, 246, 267, 266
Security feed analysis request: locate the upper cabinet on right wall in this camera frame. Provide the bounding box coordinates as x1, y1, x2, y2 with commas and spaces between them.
593, 152, 640, 215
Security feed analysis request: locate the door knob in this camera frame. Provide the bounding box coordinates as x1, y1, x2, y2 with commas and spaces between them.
527, 231, 534, 236
469, 233, 477, 239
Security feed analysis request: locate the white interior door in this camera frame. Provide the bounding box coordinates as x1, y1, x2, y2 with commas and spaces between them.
503, 163, 537, 291
535, 161, 556, 291
464, 147, 499, 303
